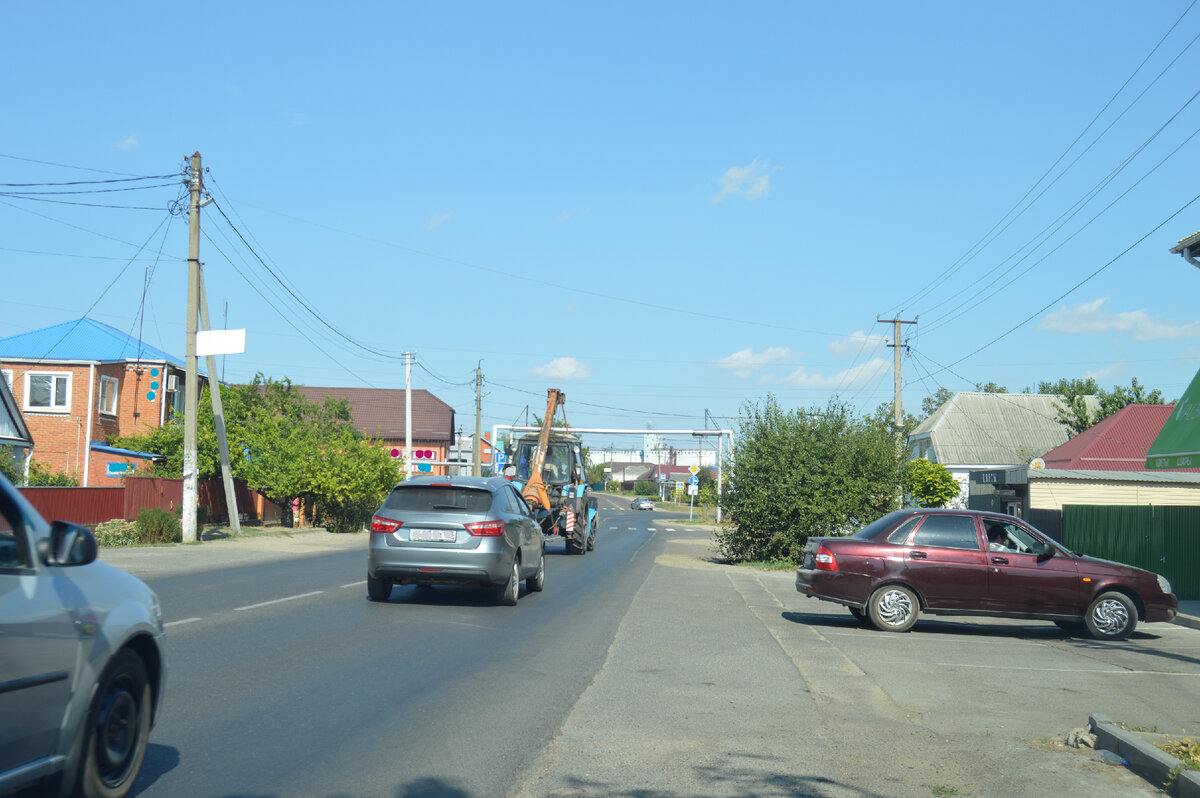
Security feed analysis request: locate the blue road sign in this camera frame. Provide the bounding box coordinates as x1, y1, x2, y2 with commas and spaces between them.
689, 476, 699, 485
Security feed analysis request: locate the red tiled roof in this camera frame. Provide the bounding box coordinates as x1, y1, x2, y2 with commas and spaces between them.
292, 386, 455, 444
1041, 404, 1200, 471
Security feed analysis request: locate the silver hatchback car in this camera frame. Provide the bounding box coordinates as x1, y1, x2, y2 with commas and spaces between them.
367, 475, 545, 605
0, 472, 165, 798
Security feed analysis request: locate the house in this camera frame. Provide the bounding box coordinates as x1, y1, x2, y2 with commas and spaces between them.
0, 318, 202, 487
290, 386, 455, 475
907, 392, 1100, 510
0, 369, 34, 477
968, 404, 1200, 538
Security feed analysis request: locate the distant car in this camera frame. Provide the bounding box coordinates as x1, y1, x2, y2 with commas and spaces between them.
795, 509, 1177, 640
631, 497, 655, 510
0, 472, 165, 798
367, 475, 545, 605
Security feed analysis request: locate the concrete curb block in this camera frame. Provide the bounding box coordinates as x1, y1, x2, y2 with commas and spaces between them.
1090, 713, 1200, 797
1173, 614, 1200, 632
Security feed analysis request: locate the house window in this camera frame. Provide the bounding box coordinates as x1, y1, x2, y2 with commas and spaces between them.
99, 375, 119, 415
1, 370, 11, 390
24, 371, 71, 412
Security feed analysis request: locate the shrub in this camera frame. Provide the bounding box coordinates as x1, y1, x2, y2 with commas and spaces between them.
94, 519, 137, 547
135, 507, 182, 544
319, 496, 377, 534
634, 480, 658, 496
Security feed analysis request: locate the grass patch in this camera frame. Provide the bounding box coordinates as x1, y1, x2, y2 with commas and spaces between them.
926, 786, 960, 797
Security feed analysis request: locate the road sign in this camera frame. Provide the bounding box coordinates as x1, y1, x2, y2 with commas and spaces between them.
689, 476, 699, 486
495, 452, 506, 465
658, 473, 667, 482
675, 481, 684, 491
688, 484, 698, 496
688, 465, 700, 475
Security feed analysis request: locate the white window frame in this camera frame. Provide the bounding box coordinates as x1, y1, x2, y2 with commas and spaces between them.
99, 375, 119, 416
24, 371, 72, 413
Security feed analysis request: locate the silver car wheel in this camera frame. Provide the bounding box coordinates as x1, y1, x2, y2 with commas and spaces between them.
869, 585, 919, 632
1088, 595, 1133, 637
498, 556, 520, 606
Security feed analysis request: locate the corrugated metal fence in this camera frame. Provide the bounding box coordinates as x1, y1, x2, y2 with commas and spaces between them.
20, 478, 282, 526
1062, 504, 1200, 600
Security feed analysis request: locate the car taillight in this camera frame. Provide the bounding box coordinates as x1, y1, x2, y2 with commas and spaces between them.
464, 520, 505, 537
814, 545, 838, 571
371, 516, 402, 534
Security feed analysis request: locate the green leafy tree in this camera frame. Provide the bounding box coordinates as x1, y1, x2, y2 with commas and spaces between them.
27, 460, 79, 487
920, 388, 954, 419
1036, 376, 1164, 436
905, 458, 959, 508
114, 373, 398, 529
716, 396, 905, 564
975, 381, 1009, 393
0, 450, 21, 484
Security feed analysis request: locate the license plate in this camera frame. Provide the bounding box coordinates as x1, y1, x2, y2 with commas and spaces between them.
409, 528, 456, 543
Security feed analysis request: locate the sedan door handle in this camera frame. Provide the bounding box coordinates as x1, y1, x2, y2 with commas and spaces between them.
910, 550, 927, 559
990, 556, 1009, 565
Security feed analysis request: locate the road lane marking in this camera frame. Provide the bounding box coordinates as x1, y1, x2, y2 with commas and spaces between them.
164, 617, 202, 628
342, 581, 366, 588
631, 530, 657, 562
234, 590, 324, 611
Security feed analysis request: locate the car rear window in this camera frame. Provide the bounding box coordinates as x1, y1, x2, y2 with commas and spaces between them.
849, 511, 910, 540
911, 515, 980, 550
382, 486, 493, 513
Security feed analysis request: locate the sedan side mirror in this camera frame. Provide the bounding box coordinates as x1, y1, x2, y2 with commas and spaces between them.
1036, 542, 1056, 562
38, 521, 99, 567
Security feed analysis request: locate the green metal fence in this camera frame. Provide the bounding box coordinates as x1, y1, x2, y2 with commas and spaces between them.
1062, 504, 1200, 600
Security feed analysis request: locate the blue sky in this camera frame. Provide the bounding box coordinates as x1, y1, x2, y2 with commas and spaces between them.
3, 2, 1200, 454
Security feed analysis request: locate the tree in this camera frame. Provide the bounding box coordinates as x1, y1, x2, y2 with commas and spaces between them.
905, 458, 959, 508
1036, 376, 1164, 436
975, 381, 1009, 393
113, 373, 399, 529
920, 388, 954, 419
0, 451, 21, 484
716, 396, 906, 564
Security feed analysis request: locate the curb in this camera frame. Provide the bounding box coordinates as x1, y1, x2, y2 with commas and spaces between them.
1090, 713, 1200, 797
1173, 614, 1200, 632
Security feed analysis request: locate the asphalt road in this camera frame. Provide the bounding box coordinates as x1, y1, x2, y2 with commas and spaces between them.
124, 492, 649, 798
76, 494, 1200, 798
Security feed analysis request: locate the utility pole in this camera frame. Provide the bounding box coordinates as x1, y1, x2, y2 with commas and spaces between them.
182, 152, 202, 544
877, 316, 917, 431
404, 352, 414, 477
473, 361, 483, 476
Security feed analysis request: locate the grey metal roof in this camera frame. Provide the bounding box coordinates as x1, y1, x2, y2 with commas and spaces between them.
1031, 468, 1200, 485
908, 392, 1100, 467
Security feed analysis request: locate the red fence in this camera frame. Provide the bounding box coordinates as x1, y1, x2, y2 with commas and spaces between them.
19, 487, 125, 526
19, 478, 282, 526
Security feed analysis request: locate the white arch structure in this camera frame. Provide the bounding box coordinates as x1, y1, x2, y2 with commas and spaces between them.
492, 425, 734, 523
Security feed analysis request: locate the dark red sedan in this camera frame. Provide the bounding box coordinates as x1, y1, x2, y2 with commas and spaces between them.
794, 509, 1177, 640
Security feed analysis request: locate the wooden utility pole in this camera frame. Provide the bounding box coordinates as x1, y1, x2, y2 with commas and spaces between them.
877, 316, 917, 430
472, 361, 482, 476
182, 152, 202, 543
404, 352, 413, 476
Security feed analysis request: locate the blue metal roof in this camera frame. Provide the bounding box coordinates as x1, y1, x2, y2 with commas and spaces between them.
0, 317, 189, 369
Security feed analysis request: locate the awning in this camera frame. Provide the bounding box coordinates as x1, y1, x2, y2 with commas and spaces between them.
1146, 367, 1200, 469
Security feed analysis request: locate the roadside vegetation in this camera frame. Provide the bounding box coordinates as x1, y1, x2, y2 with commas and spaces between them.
113, 373, 397, 533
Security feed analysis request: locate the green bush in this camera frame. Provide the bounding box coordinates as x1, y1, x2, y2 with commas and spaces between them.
634, 480, 658, 496
319, 496, 377, 534
94, 519, 137, 547
135, 507, 182, 544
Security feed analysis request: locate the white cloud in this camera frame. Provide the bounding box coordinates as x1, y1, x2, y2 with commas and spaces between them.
113, 136, 139, 150
712, 347, 791, 378
778, 358, 891, 390
1039, 297, 1200, 341
828, 331, 888, 357
427, 212, 451, 229
712, 159, 771, 203
531, 357, 592, 381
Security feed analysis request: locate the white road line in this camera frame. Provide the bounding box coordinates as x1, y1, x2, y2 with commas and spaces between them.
665, 527, 677, 531
234, 590, 324, 612
631, 530, 656, 562
648, 527, 657, 531
164, 617, 202, 628
342, 580, 366, 588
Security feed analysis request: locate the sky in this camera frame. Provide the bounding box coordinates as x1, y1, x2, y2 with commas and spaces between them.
3, 1, 1200, 457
